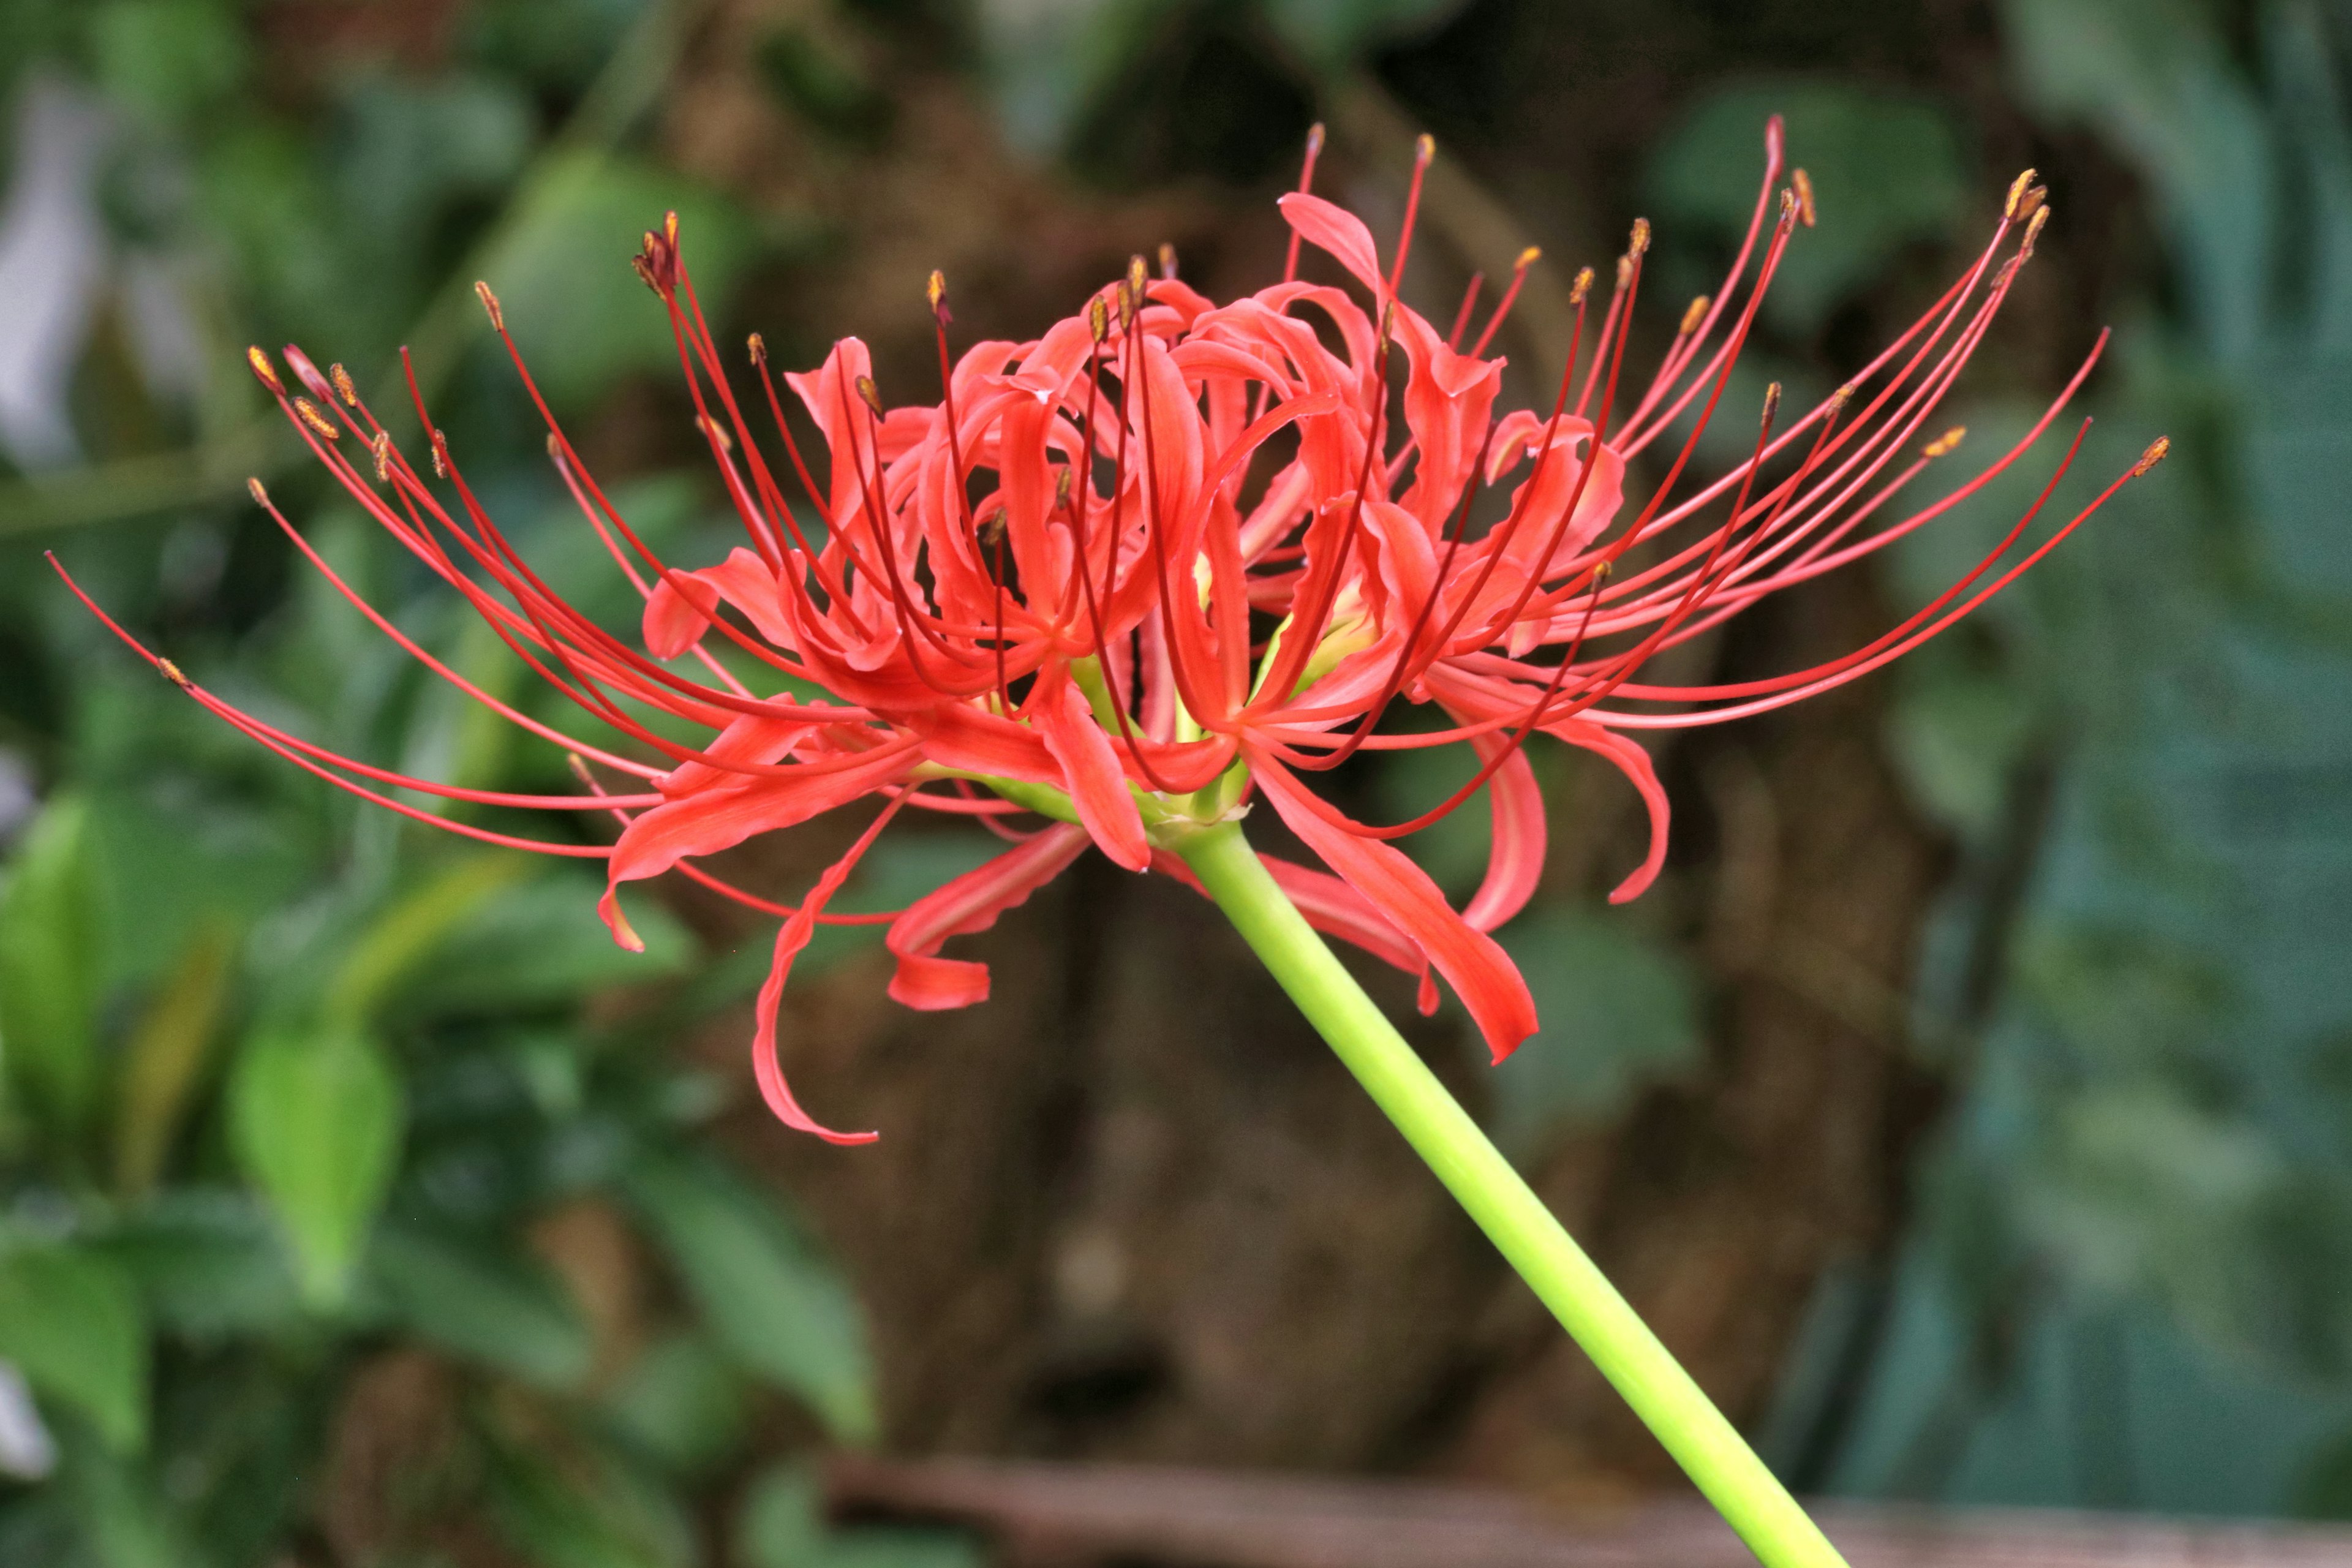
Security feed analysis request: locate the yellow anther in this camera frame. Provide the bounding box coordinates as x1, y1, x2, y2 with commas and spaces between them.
1792, 168, 1817, 227
371, 431, 391, 481
854, 375, 884, 418
430, 430, 450, 479
1414, 132, 1435, 167
293, 398, 339, 440
1570, 266, 1595, 305
246, 477, 270, 507
2132, 435, 2171, 477
330, 363, 359, 407
1923, 426, 1966, 459
1514, 245, 1540, 271
1305, 122, 1325, 158
473, 280, 503, 330
748, 331, 767, 364
246, 346, 282, 394
1762, 381, 1782, 424
158, 658, 189, 688
697, 414, 735, 452
1158, 242, 1178, 281
2004, 168, 2038, 221
927, 269, 946, 311
2021, 205, 2051, 258
1679, 295, 1710, 335
1629, 216, 1651, 257
1088, 295, 1109, 342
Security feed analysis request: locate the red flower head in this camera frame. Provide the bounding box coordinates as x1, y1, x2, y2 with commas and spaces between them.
56, 119, 2165, 1144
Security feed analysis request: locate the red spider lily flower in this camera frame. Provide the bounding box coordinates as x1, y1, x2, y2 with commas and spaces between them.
55, 118, 2165, 1144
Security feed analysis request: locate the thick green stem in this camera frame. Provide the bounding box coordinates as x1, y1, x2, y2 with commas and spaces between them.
1174, 818, 1849, 1568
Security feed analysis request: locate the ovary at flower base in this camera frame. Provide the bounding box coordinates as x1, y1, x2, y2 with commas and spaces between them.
55, 117, 2166, 1146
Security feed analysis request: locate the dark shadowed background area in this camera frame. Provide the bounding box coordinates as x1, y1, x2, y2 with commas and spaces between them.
2, 1, 2350, 1563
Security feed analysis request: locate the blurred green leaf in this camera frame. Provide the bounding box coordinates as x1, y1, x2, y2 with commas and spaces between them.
112, 921, 236, 1198
488, 1441, 694, 1568
1488, 905, 1703, 1155
603, 1330, 748, 1477
0, 795, 108, 1142
1648, 80, 1975, 333
479, 151, 759, 410
737, 1463, 983, 1568
0, 1243, 148, 1453
325, 853, 532, 1028
625, 1150, 875, 1442
96, 1192, 298, 1340
228, 1025, 403, 1308
86, 0, 245, 126
2296, 1424, 2352, 1520
367, 1223, 592, 1390
408, 872, 695, 1018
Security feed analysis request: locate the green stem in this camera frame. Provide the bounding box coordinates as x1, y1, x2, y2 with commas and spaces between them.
1174, 818, 1849, 1568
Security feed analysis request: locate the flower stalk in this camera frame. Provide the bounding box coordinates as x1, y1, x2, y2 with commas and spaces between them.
1172, 815, 1849, 1568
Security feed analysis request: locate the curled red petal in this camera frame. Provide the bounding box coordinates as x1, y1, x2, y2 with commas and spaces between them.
1547, 718, 1670, 904
1461, 728, 1546, 931
1036, 673, 1150, 872
751, 801, 903, 1144
1248, 752, 1537, 1061
886, 822, 1090, 1009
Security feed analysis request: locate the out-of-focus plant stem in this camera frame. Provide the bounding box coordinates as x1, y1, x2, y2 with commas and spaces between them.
1174, 816, 1850, 1568
0, 0, 704, 540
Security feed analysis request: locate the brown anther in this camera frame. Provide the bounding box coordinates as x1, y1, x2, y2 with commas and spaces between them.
473, 281, 504, 330
2021, 206, 2051, 258
748, 331, 767, 366
1413, 132, 1435, 168
1628, 217, 1651, 257
854, 375, 884, 418
1514, 245, 1541, 271
1054, 466, 1074, 508
1679, 295, 1710, 335
1157, 243, 1178, 281
330, 363, 359, 407
1778, 188, 1799, 224
371, 431, 391, 481
928, 269, 951, 326
2132, 435, 2171, 477
697, 413, 735, 453
158, 657, 189, 688
1088, 296, 1110, 342
294, 398, 340, 440
2004, 168, 2038, 221
1993, 256, 2022, 290
1923, 426, 1966, 459
1615, 254, 1632, 289
1792, 168, 1817, 227
663, 210, 679, 246
246, 477, 270, 508
1379, 300, 1397, 342
1117, 279, 1138, 331
1589, 559, 1612, 581
429, 430, 450, 479
977, 507, 1006, 548
631, 254, 660, 293
1762, 382, 1782, 425
1570, 266, 1595, 304
1829, 382, 1857, 413
246, 346, 282, 394
1305, 123, 1325, 158
2013, 184, 2048, 223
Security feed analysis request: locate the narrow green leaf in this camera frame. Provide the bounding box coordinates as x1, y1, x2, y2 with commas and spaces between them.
323, 853, 530, 1028
0, 1243, 148, 1453
0, 796, 108, 1140
228, 1026, 403, 1308
625, 1151, 875, 1441
368, 1224, 592, 1390
113, 921, 238, 1198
